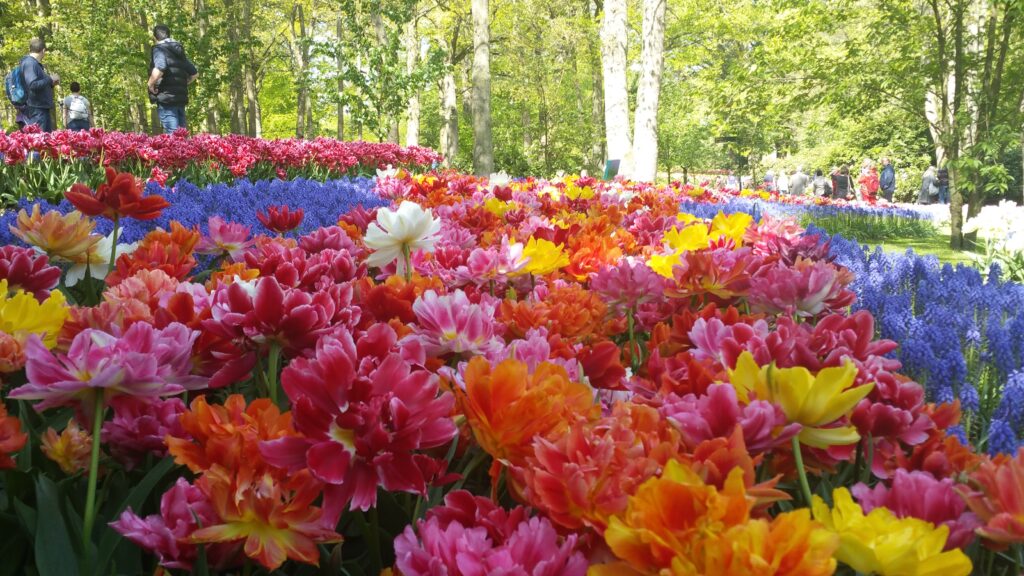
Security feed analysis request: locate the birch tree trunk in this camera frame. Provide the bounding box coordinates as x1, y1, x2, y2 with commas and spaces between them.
405, 20, 421, 147
336, 14, 345, 140
630, 0, 667, 182
440, 72, 459, 164
471, 0, 494, 176
586, 0, 605, 174
600, 0, 630, 166
292, 4, 311, 139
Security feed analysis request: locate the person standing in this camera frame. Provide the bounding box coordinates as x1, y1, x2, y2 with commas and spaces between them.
918, 166, 937, 204
812, 169, 830, 197
764, 170, 776, 192
789, 166, 809, 196
937, 166, 949, 205
726, 170, 738, 189
858, 162, 880, 203
879, 157, 896, 202
778, 169, 790, 195
61, 82, 92, 131
148, 24, 198, 134
19, 38, 60, 132
833, 165, 854, 200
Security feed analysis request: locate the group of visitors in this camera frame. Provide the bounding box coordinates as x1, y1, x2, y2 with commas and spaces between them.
759, 158, 897, 203
4, 25, 198, 134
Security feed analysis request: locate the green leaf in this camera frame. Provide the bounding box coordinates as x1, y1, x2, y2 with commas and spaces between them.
95, 457, 177, 573
0, 525, 29, 576
33, 475, 80, 576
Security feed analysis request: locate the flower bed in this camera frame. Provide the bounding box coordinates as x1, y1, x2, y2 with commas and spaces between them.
0, 168, 1020, 575
0, 129, 441, 202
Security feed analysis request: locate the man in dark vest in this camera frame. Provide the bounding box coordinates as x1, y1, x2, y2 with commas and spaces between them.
147, 24, 198, 134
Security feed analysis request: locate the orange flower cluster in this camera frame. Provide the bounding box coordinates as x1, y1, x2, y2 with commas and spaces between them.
166, 394, 342, 570
457, 357, 598, 478
107, 222, 200, 285
0, 404, 27, 470
591, 460, 838, 576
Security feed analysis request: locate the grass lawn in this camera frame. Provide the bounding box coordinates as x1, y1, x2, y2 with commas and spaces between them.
879, 229, 979, 265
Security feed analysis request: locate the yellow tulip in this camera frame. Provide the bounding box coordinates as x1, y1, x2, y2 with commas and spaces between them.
729, 352, 874, 449
709, 211, 754, 246
647, 250, 683, 279
812, 488, 972, 576
521, 237, 569, 276
664, 224, 711, 252
0, 280, 68, 349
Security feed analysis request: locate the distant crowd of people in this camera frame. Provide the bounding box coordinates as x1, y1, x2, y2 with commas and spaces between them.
4, 25, 198, 134
718, 157, 949, 205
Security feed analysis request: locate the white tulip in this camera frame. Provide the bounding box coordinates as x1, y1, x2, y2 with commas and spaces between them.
364, 201, 441, 277
488, 171, 511, 190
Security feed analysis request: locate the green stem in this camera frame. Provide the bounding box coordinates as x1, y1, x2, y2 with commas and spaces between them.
83, 390, 106, 552
627, 308, 639, 373
365, 506, 382, 576
402, 243, 412, 282
266, 343, 282, 408
860, 434, 874, 485
107, 216, 119, 277
791, 435, 814, 507
451, 449, 489, 492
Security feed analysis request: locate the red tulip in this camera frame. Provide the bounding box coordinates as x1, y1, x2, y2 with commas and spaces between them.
65, 167, 169, 221
257, 205, 304, 234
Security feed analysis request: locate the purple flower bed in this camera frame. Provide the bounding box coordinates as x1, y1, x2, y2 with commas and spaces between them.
0, 176, 386, 244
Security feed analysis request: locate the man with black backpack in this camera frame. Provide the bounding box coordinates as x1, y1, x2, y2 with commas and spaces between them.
147, 24, 198, 134
12, 38, 60, 132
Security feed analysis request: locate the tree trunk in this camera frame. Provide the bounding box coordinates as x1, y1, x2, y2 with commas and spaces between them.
600, 0, 630, 165
440, 72, 459, 165
470, 0, 494, 175
405, 20, 420, 147
242, 0, 261, 137
225, 0, 245, 134
630, 0, 667, 182
292, 4, 311, 139
586, 4, 605, 174
948, 0, 966, 249
336, 14, 345, 140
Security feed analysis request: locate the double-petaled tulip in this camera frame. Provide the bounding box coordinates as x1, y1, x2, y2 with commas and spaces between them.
257, 204, 305, 234
363, 201, 441, 278
812, 488, 972, 576
0, 246, 61, 299
65, 167, 169, 221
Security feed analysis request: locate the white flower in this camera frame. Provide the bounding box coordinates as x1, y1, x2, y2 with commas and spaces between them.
488, 171, 511, 190
363, 201, 441, 274
65, 233, 138, 287
376, 164, 398, 179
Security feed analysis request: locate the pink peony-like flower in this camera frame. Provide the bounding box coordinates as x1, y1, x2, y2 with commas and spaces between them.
689, 316, 770, 366
203, 276, 355, 388
659, 383, 801, 454
453, 237, 528, 286
102, 396, 187, 469
0, 245, 61, 300
105, 269, 180, 313
9, 322, 206, 413
111, 478, 237, 571
299, 226, 359, 255
852, 469, 982, 550
259, 326, 457, 521
405, 290, 504, 358
748, 258, 856, 318
393, 490, 588, 576
196, 216, 252, 260
590, 260, 668, 316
